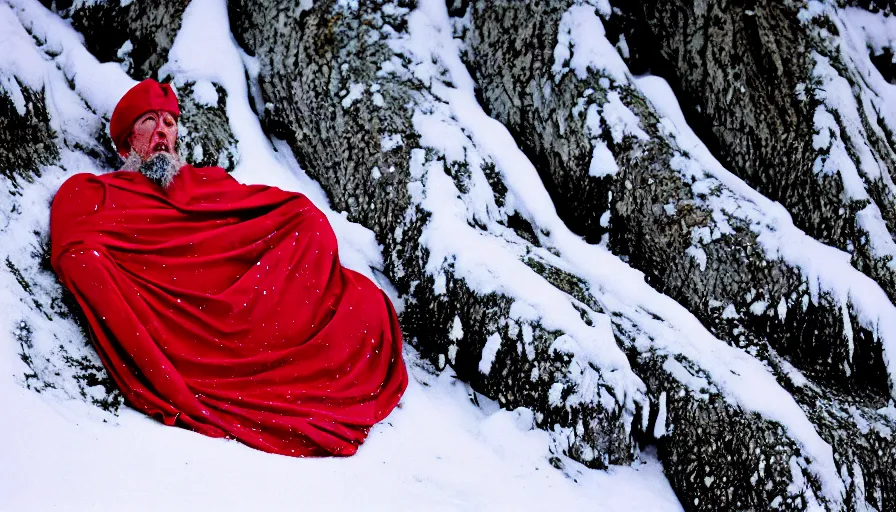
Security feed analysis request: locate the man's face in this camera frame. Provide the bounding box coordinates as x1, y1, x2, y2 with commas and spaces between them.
126, 110, 178, 160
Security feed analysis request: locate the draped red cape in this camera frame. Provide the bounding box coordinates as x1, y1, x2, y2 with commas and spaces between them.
50, 165, 408, 457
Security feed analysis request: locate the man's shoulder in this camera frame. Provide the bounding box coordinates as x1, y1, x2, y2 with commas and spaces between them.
58, 170, 140, 187
51, 173, 110, 227
56, 171, 135, 197
55, 172, 103, 199
59, 171, 97, 185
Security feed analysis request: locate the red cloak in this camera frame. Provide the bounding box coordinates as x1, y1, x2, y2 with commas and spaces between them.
50, 165, 408, 457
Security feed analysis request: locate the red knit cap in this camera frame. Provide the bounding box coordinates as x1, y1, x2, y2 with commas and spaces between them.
109, 79, 180, 153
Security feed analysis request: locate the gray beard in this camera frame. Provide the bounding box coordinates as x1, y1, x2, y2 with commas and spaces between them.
122, 151, 183, 189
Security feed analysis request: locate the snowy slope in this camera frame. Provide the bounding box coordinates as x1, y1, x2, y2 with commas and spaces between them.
3, 350, 681, 511
0, 0, 683, 510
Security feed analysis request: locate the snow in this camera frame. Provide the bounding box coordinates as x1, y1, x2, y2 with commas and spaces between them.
600, 91, 649, 143
0, 4, 44, 114
3, 349, 682, 511
380, 133, 404, 152
794, 4, 896, 324
341, 82, 366, 109
448, 314, 464, 341
837, 6, 896, 157
653, 392, 668, 438
685, 246, 707, 272
10, 0, 135, 116
589, 141, 618, 177
190, 79, 220, 107
0, 1, 683, 510
2, 2, 123, 154
555, 7, 645, 181
116, 39, 133, 71
811, 54, 883, 197
552, 4, 627, 83
479, 332, 503, 375
397, 1, 648, 434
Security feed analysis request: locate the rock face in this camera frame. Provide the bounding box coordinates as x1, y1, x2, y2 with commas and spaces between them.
614, 0, 896, 307
468, 0, 883, 396
2, 0, 120, 414
0, 82, 57, 186
4, 0, 896, 511
465, 0, 896, 509
172, 80, 239, 172
47, 0, 187, 80
1, 0, 237, 417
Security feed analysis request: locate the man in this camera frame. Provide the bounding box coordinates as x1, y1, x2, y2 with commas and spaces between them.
50, 79, 408, 457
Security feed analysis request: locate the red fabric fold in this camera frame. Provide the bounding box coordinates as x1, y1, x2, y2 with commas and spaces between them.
50, 165, 408, 457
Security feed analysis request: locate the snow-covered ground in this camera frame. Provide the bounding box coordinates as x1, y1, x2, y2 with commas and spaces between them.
2, 350, 681, 511
0, 0, 683, 510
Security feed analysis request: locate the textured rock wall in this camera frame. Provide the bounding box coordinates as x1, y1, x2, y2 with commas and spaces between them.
0, 82, 57, 186
50, 0, 188, 80
1, 2, 122, 413
466, 0, 896, 509
613, 0, 896, 306
173, 81, 239, 171
2, 0, 239, 416
467, 0, 886, 393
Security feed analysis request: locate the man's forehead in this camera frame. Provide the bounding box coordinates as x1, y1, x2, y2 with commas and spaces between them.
136, 110, 176, 120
